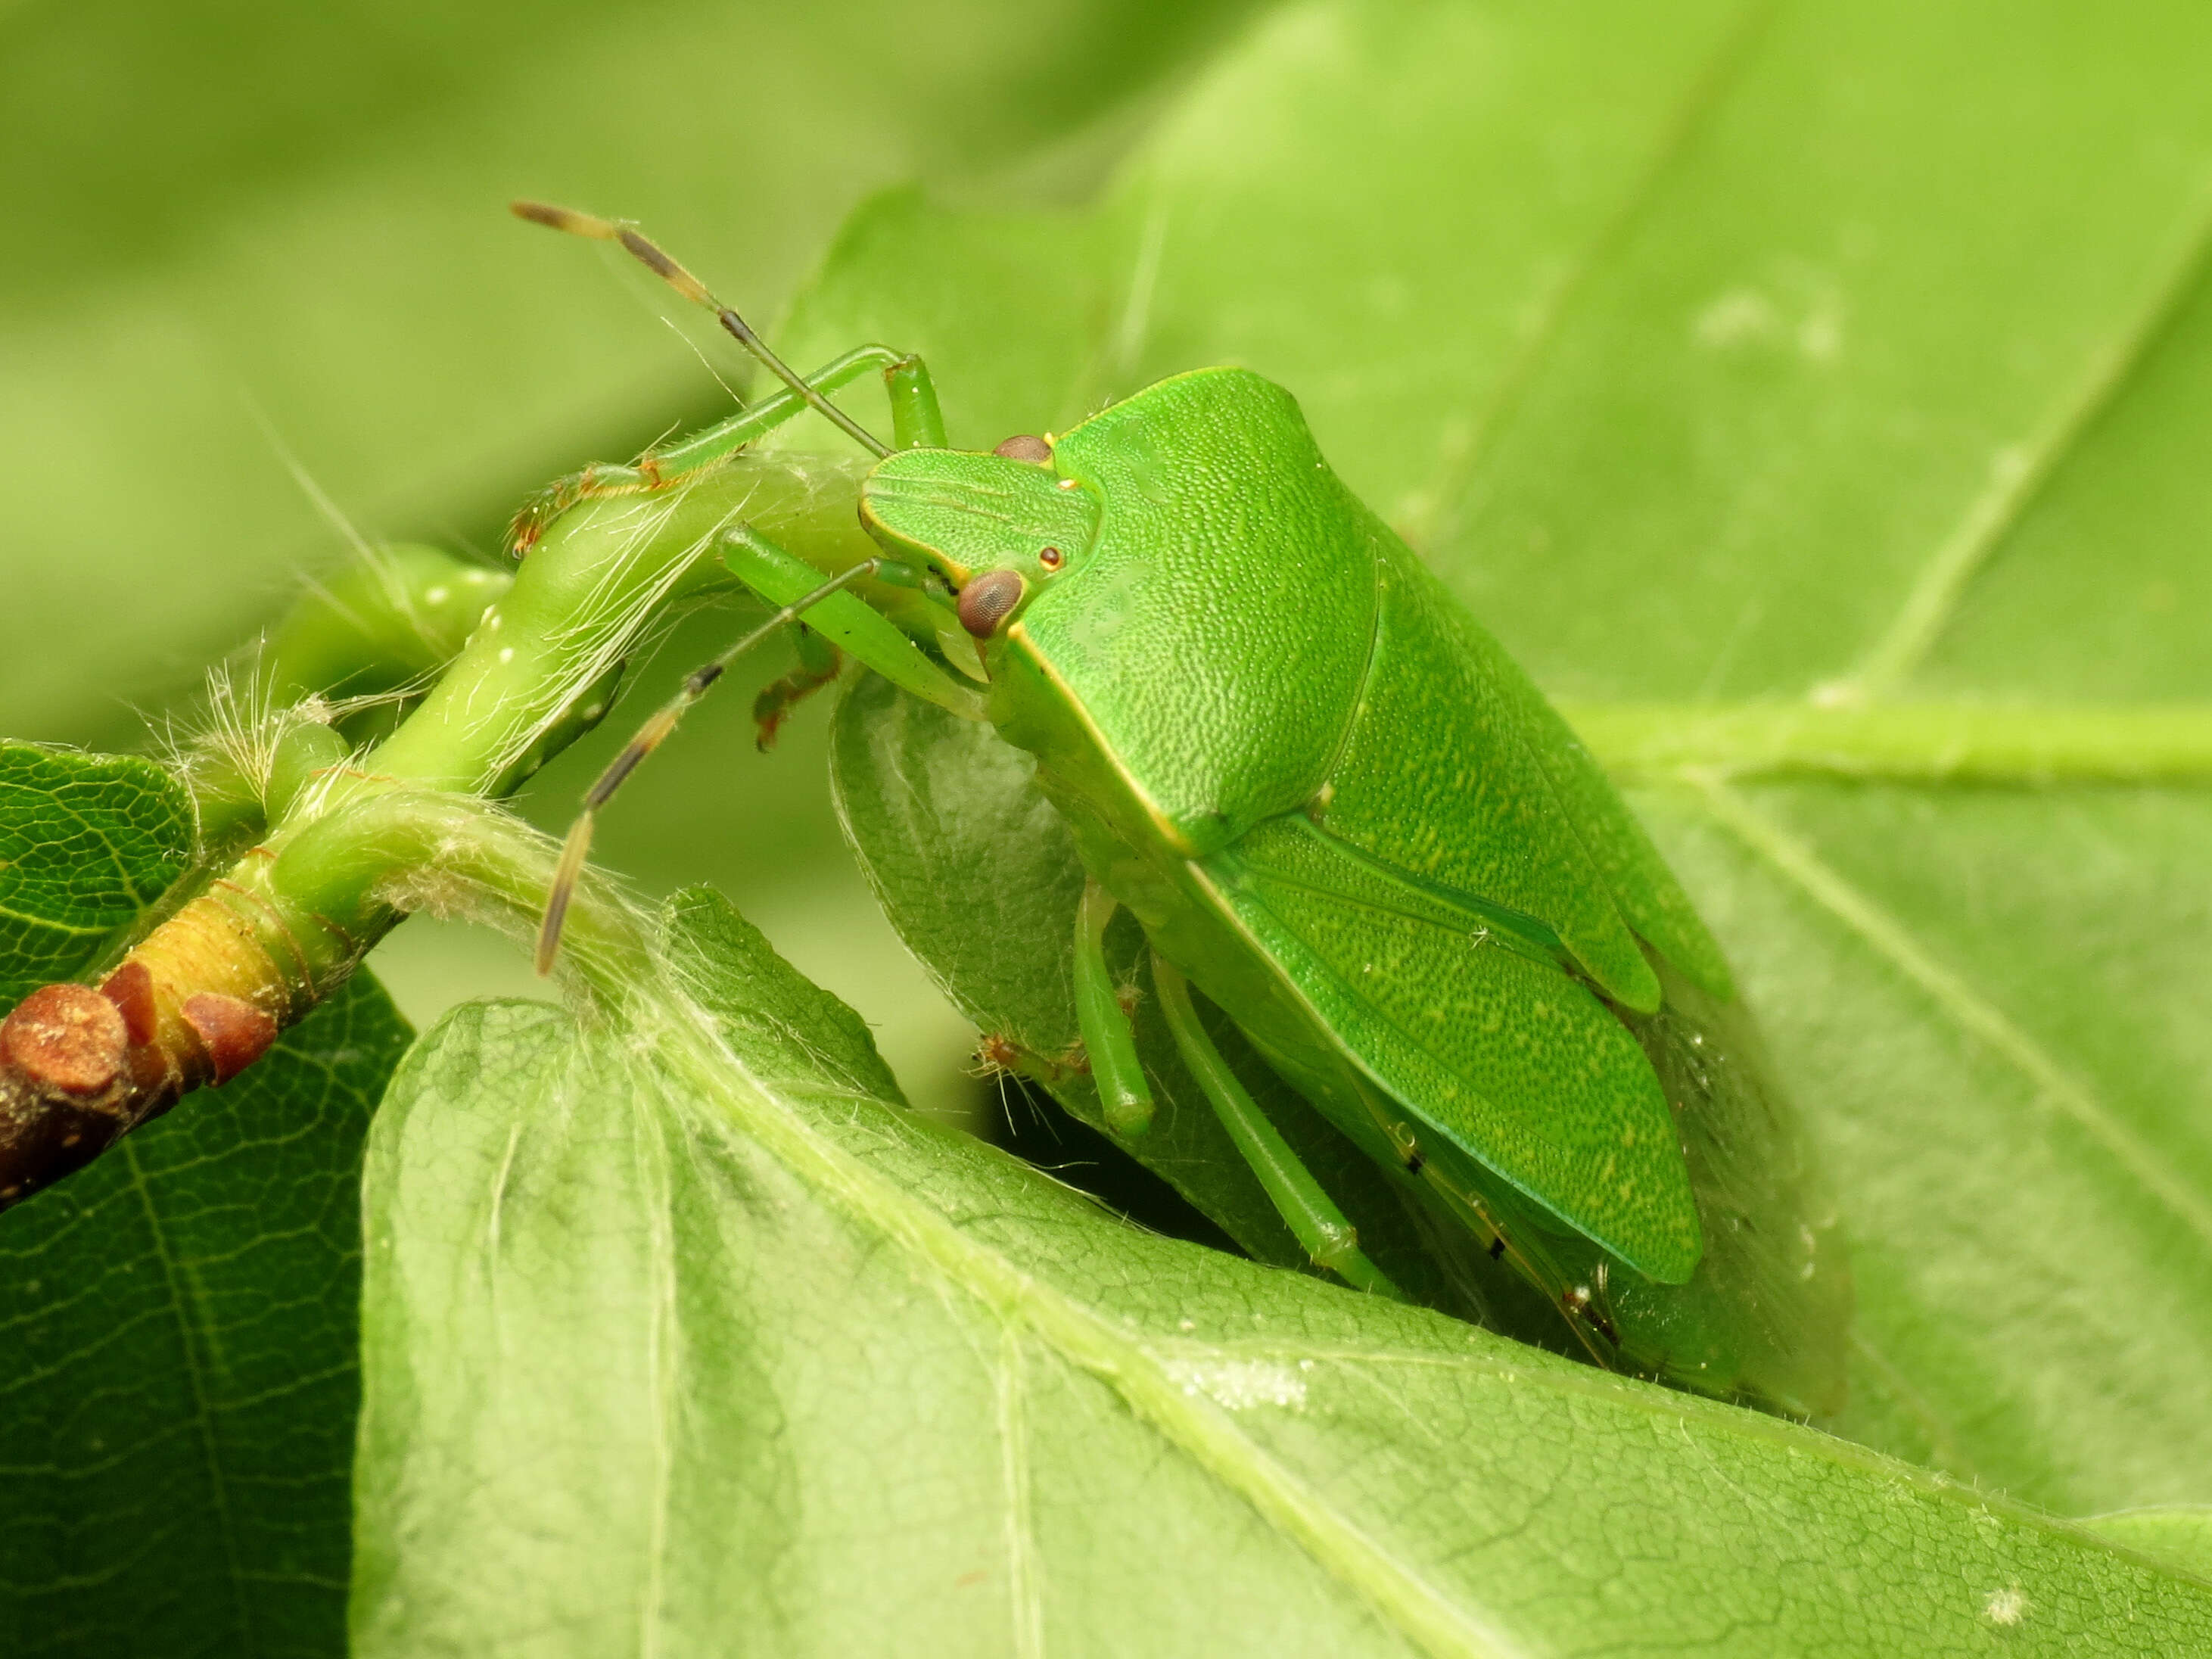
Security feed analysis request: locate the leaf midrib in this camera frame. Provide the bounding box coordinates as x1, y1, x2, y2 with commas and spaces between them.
659, 994, 1526, 1659
1566, 702, 2212, 783
647, 970, 2210, 1658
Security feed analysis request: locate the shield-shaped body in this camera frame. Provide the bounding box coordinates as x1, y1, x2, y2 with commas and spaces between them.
863, 367, 1849, 1412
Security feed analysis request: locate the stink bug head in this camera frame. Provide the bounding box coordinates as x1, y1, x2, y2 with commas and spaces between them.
860, 447, 1101, 639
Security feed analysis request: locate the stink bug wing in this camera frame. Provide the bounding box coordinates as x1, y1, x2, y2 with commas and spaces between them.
1314, 540, 1666, 1013
1498, 664, 1737, 1003
1199, 815, 1703, 1284
1617, 959, 1852, 1414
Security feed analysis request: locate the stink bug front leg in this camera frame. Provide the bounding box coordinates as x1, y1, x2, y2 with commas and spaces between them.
507, 201, 947, 554
719, 528, 985, 723
751, 625, 842, 751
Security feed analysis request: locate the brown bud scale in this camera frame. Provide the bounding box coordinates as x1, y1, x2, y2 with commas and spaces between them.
183, 994, 278, 1085
1, 985, 128, 1097
101, 961, 159, 1046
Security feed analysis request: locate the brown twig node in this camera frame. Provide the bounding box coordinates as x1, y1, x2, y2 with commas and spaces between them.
1, 985, 129, 1097
0, 894, 296, 1211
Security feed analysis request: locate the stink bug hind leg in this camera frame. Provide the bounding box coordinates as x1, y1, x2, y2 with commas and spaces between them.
1153, 955, 1407, 1302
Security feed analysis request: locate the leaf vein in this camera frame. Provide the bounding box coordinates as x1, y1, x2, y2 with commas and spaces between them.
121, 1135, 256, 1654
1837, 169, 2212, 700
669, 1001, 1529, 1659
1411, 0, 1780, 551
1694, 778, 2212, 1250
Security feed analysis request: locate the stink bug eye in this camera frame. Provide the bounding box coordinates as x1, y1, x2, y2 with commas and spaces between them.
993, 434, 1052, 462
1038, 546, 1064, 571
957, 569, 1025, 638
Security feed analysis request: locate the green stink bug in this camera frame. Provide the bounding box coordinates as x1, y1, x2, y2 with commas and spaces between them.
521, 204, 1852, 1415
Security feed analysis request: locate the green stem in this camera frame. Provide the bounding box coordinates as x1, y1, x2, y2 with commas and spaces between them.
1564, 702, 2212, 784
1, 450, 896, 1209
363, 485, 751, 795
280, 792, 655, 1003
256, 458, 884, 959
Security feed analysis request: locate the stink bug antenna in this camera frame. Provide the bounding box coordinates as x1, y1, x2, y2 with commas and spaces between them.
511, 200, 891, 459
534, 557, 894, 975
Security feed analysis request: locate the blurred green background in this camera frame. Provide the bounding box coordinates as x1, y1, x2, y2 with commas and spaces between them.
14, 0, 2212, 1601
0, 0, 1258, 1125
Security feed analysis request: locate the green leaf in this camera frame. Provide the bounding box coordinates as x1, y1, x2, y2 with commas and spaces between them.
657, 886, 906, 1107
2082, 1508, 2212, 1584
0, 742, 193, 1007
351, 891, 2212, 1654
0, 973, 412, 1658
776, 0, 2212, 1517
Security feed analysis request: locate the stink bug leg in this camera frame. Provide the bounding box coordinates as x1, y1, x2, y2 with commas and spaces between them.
1153, 956, 1402, 1299
514, 204, 986, 970
1073, 881, 1154, 1138
537, 556, 911, 973
752, 626, 842, 751
534, 528, 991, 973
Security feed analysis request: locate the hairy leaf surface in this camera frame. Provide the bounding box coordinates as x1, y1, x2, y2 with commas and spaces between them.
351, 892, 2212, 1655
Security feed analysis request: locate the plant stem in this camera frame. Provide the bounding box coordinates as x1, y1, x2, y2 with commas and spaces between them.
3, 458, 860, 1208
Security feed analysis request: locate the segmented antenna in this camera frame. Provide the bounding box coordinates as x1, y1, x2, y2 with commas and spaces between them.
511, 200, 891, 459
534, 558, 894, 975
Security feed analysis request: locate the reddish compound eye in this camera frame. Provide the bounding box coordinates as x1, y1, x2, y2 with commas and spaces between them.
1038, 546, 1064, 571
992, 434, 1052, 463
957, 569, 1025, 639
